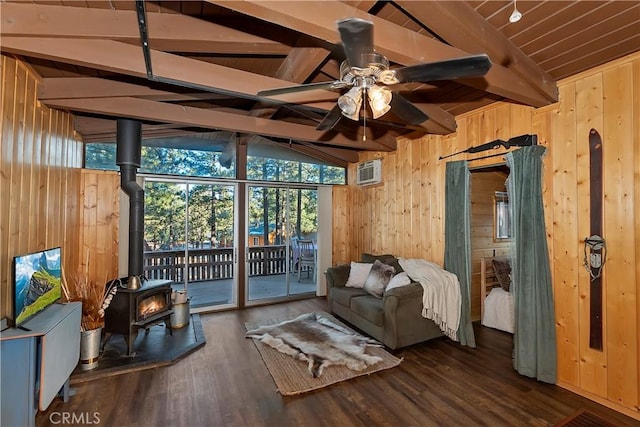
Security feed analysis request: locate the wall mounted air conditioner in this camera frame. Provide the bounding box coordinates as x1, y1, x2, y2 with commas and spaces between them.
356, 159, 382, 186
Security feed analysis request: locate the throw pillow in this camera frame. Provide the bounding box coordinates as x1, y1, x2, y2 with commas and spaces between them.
361, 253, 403, 273
385, 272, 412, 292
363, 260, 395, 298
492, 258, 512, 292
345, 262, 374, 288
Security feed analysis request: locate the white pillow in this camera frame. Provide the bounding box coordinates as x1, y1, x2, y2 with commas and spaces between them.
345, 262, 374, 288
385, 272, 412, 291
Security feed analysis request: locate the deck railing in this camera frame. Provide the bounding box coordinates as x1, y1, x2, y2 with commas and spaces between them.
143, 246, 289, 282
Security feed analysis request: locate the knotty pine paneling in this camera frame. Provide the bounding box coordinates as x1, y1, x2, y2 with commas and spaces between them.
75, 170, 120, 288
333, 53, 639, 418
0, 55, 83, 319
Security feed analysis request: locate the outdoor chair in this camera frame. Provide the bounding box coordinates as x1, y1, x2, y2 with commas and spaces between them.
296, 239, 316, 282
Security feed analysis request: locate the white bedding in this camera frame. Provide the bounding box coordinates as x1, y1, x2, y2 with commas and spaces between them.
482, 287, 514, 334
398, 258, 461, 341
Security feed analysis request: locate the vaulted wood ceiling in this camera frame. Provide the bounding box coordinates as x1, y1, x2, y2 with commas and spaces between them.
1, 1, 638, 166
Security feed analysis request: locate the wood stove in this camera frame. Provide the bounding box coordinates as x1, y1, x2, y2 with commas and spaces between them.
104, 119, 175, 356
103, 279, 173, 355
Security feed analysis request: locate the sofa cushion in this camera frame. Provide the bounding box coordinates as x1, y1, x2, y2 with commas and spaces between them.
361, 253, 403, 273
385, 272, 412, 292
331, 286, 368, 307
363, 260, 395, 298
350, 296, 384, 326
345, 262, 374, 288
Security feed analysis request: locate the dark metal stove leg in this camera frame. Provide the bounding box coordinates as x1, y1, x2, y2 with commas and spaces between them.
127, 332, 137, 356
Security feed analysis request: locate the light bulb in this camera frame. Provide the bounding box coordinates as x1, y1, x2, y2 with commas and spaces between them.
338, 87, 363, 120
367, 86, 392, 119
509, 9, 522, 23
509, 0, 522, 23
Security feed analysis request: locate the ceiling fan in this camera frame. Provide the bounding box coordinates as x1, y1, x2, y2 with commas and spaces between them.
257, 17, 493, 132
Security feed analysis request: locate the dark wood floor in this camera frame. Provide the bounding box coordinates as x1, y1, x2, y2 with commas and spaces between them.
37, 298, 638, 427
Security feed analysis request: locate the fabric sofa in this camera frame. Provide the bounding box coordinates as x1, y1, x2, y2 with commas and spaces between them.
325, 254, 443, 350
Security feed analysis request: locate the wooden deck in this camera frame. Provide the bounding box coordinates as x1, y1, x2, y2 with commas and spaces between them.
175, 273, 316, 309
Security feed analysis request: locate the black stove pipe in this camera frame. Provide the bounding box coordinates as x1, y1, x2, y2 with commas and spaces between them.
116, 119, 144, 279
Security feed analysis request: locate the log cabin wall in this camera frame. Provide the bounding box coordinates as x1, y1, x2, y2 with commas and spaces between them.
469, 170, 511, 322
0, 55, 83, 319
333, 53, 639, 417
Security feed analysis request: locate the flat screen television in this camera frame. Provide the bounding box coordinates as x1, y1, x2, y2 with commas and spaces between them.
12, 247, 62, 327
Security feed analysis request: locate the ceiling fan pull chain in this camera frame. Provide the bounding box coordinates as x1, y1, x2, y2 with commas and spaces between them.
362, 91, 367, 142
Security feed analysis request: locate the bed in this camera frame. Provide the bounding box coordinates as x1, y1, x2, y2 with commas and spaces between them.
480, 257, 514, 333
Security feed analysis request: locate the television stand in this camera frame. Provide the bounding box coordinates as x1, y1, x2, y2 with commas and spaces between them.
0, 302, 81, 427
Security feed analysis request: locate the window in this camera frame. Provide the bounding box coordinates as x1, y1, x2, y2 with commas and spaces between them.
246, 135, 345, 185
494, 191, 511, 240
84, 135, 346, 185
85, 142, 235, 178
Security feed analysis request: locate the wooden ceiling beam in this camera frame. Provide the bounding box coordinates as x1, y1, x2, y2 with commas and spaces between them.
0, 37, 341, 106
210, 0, 552, 107
394, 1, 557, 103
43, 96, 395, 151
274, 47, 329, 82
289, 143, 357, 166
39, 77, 237, 103
74, 116, 200, 140
0, 2, 290, 54
35, 57, 454, 135
39, 77, 169, 99
250, 47, 329, 121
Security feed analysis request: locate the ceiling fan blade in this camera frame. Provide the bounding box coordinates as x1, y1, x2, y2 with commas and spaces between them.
316, 105, 343, 131
389, 93, 429, 125
258, 81, 340, 97
392, 54, 492, 84
337, 18, 374, 69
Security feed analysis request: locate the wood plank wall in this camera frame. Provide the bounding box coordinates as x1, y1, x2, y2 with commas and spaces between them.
469, 170, 511, 321
75, 170, 120, 289
0, 55, 83, 319
333, 53, 639, 417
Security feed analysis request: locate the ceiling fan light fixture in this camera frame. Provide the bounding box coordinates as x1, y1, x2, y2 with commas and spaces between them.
367, 86, 392, 119
338, 86, 363, 120
509, 0, 522, 23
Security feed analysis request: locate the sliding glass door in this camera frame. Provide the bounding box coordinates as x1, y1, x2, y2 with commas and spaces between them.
144, 179, 237, 311
246, 185, 317, 303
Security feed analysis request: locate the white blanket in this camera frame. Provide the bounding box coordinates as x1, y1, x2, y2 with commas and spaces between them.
482, 287, 514, 333
398, 258, 461, 341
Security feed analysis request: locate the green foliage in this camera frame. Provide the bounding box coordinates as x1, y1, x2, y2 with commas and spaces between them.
84, 143, 118, 171
15, 271, 61, 324
85, 139, 342, 250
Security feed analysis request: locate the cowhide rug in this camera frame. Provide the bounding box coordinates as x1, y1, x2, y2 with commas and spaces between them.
246, 312, 383, 378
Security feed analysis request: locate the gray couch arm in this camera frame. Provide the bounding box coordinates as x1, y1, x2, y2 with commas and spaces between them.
382, 282, 442, 349
383, 282, 423, 300
325, 264, 351, 289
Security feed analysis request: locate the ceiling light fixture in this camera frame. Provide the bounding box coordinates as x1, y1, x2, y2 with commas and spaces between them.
367, 86, 392, 119
337, 86, 363, 120
338, 78, 393, 121
509, 0, 522, 23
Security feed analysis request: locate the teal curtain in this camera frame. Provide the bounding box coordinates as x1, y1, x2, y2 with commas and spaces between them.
506, 146, 557, 383
444, 161, 475, 348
